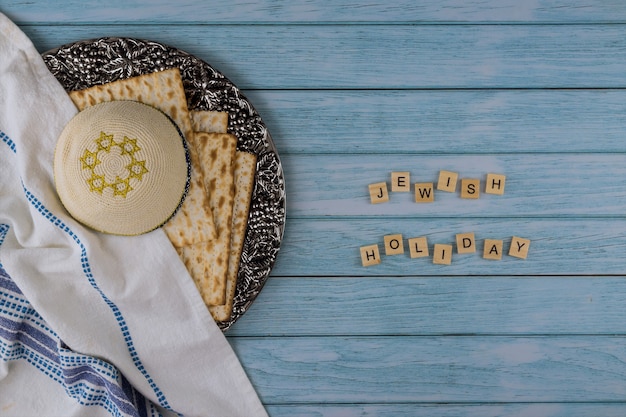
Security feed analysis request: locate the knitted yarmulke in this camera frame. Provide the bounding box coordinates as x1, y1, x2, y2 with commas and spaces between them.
54, 100, 190, 235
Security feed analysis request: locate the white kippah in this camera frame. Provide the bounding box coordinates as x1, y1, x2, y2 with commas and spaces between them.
54, 100, 189, 235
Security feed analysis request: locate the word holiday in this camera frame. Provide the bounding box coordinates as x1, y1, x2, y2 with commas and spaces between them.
360, 234, 530, 267
369, 171, 506, 204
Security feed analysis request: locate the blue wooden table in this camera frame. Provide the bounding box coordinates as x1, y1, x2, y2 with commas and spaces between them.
4, 1, 626, 415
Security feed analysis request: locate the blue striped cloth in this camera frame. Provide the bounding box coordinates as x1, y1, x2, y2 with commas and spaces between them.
0, 258, 155, 416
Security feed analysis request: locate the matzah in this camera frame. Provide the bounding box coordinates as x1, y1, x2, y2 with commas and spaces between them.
191, 111, 258, 320
68, 68, 217, 247
191, 131, 237, 305
209, 151, 257, 321
179, 240, 221, 305
191, 110, 229, 133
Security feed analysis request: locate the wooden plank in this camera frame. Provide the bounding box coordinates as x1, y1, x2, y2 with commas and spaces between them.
229, 336, 626, 403
229, 276, 626, 336
19, 24, 626, 89
5, 0, 626, 23
266, 403, 626, 417
271, 218, 626, 276
245, 89, 626, 155
283, 154, 626, 217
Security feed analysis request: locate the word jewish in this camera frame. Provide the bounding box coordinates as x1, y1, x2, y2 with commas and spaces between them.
369, 171, 505, 203
360, 233, 530, 266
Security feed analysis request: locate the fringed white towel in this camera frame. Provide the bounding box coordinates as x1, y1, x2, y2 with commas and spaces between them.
0, 12, 267, 417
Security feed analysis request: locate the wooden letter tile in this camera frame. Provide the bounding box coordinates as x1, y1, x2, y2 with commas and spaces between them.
437, 170, 459, 192
433, 243, 453, 265
391, 172, 411, 192
360, 244, 381, 266
384, 234, 405, 256
408, 236, 429, 258
485, 173, 506, 195
509, 236, 531, 259
369, 182, 389, 204
461, 178, 481, 199
483, 239, 503, 260
415, 182, 435, 203
456, 232, 476, 254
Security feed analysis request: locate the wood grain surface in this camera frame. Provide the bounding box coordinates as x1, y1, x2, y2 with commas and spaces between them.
4, 1, 626, 415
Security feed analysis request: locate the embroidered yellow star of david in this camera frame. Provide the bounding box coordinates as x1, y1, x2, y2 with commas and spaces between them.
111, 176, 133, 198
127, 160, 149, 181
80, 131, 149, 198
119, 136, 141, 156
86, 173, 107, 194
96, 131, 115, 152
80, 148, 101, 170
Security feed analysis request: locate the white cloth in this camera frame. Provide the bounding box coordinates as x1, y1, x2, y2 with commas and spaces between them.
0, 12, 268, 417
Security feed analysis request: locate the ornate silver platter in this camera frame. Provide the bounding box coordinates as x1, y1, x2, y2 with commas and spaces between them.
42, 38, 286, 331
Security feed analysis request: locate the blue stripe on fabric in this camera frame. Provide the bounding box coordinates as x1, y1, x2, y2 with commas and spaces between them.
60, 365, 139, 416
123, 374, 149, 417
0, 272, 22, 295
62, 371, 138, 415
73, 346, 148, 415
0, 131, 16, 153
0, 223, 8, 242
0, 223, 9, 271
0, 315, 59, 361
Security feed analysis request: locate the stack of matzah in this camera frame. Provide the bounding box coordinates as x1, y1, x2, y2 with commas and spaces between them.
69, 68, 256, 322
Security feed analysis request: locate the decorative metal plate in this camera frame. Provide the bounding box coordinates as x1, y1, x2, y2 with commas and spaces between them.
42, 38, 286, 331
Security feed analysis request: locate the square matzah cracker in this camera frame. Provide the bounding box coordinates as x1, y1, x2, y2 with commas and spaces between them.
209, 151, 257, 321
191, 131, 238, 305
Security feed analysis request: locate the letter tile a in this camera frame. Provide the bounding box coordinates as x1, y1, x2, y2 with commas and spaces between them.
483, 239, 503, 260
